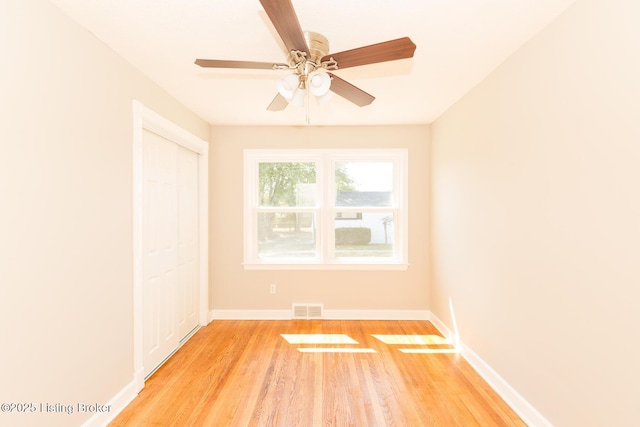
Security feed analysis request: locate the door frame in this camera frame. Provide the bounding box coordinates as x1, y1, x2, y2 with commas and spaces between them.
132, 100, 209, 392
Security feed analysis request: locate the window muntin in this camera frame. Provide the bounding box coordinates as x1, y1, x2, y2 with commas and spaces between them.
244, 149, 407, 269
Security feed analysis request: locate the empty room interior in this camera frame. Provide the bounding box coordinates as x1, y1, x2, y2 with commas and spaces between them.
2, 0, 639, 426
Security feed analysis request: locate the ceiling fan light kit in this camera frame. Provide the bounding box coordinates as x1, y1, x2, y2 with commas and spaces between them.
289, 87, 307, 109
194, 0, 417, 123
308, 71, 331, 97
276, 73, 300, 99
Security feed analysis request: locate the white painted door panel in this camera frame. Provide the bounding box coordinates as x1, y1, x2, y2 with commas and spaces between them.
142, 130, 199, 377
177, 146, 199, 340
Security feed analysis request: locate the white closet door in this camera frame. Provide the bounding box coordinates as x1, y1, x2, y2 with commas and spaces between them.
133, 101, 209, 387
142, 129, 178, 377
177, 146, 199, 340
142, 130, 200, 377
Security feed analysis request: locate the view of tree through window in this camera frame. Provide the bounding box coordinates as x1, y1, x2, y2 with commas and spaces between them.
257, 162, 358, 258
245, 149, 407, 267
257, 162, 316, 258
258, 162, 317, 207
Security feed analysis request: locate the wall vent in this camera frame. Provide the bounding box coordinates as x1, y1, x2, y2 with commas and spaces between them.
292, 304, 323, 319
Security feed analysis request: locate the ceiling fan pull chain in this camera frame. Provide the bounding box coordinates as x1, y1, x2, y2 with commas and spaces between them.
305, 86, 310, 125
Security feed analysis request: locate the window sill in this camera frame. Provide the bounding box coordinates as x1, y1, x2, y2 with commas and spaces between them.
243, 262, 409, 271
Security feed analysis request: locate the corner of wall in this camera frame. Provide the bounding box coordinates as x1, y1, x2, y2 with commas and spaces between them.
428, 312, 552, 427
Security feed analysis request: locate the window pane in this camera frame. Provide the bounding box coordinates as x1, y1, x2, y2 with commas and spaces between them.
335, 162, 393, 207
335, 212, 394, 258
259, 162, 316, 207
258, 212, 316, 258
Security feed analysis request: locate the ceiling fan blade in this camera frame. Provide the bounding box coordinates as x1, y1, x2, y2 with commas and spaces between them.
259, 0, 309, 57
322, 37, 416, 70
327, 73, 375, 107
195, 59, 287, 70
267, 93, 289, 111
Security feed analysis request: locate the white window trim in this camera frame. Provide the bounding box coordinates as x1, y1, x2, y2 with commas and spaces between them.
243, 149, 408, 270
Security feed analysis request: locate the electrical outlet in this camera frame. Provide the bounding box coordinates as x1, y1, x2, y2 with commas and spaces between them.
270, 284, 276, 294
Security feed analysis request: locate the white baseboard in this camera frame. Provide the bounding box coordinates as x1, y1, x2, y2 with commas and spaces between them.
209, 309, 430, 321
426, 311, 457, 343
79, 379, 138, 427
210, 309, 291, 320
134, 367, 145, 393
323, 310, 430, 320
428, 312, 553, 427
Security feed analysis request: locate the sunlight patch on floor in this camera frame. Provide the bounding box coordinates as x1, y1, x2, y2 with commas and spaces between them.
371, 334, 449, 345
297, 348, 376, 353
281, 334, 359, 344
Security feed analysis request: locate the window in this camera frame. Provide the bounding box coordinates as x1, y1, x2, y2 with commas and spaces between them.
244, 149, 408, 269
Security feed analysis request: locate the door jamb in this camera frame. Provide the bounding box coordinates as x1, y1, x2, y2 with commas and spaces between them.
132, 100, 209, 392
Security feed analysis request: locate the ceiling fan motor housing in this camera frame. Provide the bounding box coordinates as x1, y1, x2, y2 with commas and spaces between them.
297, 31, 330, 66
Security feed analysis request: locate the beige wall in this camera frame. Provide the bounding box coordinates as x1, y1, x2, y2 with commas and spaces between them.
0, 1, 209, 426
430, 0, 640, 425
8, 0, 638, 424
209, 125, 430, 313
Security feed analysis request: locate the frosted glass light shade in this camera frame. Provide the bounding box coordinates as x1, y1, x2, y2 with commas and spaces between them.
290, 88, 306, 108
308, 71, 331, 96
315, 90, 335, 106
276, 74, 300, 99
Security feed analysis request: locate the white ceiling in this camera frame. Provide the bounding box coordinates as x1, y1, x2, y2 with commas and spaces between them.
48, 0, 577, 126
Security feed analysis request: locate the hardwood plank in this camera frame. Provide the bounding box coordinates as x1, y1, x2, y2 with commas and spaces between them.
109, 320, 526, 426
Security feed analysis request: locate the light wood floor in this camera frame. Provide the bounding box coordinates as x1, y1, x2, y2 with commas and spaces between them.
110, 320, 525, 426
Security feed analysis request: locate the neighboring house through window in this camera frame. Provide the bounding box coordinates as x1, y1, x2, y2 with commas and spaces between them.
243, 149, 408, 269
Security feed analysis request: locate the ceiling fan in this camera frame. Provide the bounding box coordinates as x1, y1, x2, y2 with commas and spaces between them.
194, 0, 416, 116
